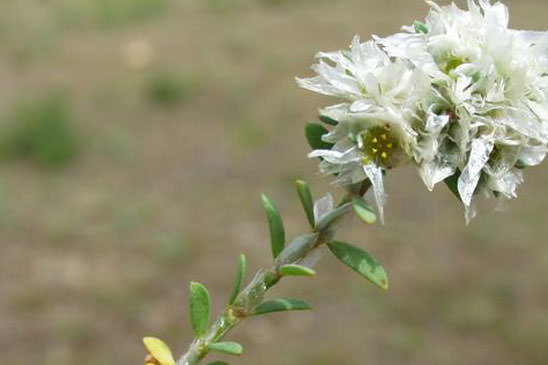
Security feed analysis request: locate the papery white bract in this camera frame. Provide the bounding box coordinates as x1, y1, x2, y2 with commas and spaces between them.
299, 0, 548, 221
313, 193, 334, 223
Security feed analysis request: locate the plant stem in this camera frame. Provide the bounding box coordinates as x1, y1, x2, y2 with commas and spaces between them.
176, 187, 367, 365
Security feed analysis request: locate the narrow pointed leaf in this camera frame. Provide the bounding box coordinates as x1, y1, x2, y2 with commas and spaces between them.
444, 172, 462, 202
318, 114, 338, 126
276, 233, 317, 264
295, 180, 315, 228
228, 254, 246, 305
414, 20, 429, 34
252, 299, 311, 316
352, 196, 376, 224
327, 241, 388, 290
189, 282, 211, 337
305, 123, 333, 150
261, 194, 285, 259
279, 264, 316, 277
515, 159, 528, 169
208, 362, 229, 365
207, 342, 243, 356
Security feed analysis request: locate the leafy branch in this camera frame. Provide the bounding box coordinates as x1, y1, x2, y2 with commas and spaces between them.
143, 123, 388, 365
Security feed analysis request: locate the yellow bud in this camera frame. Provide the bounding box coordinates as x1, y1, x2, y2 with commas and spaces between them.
145, 354, 160, 365
143, 337, 176, 365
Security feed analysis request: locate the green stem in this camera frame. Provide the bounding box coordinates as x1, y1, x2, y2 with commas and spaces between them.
176, 187, 365, 365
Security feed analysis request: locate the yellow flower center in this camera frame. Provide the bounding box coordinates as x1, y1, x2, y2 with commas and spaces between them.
359, 127, 398, 168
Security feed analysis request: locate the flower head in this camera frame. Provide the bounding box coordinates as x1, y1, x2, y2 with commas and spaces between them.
299, 1, 548, 221
298, 37, 431, 221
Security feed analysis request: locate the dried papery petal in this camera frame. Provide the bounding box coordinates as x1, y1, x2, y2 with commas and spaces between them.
313, 194, 334, 223
518, 145, 548, 166
420, 159, 456, 191
362, 163, 386, 223
458, 137, 494, 207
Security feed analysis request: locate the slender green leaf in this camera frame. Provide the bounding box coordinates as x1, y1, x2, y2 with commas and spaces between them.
279, 264, 316, 277
414, 20, 429, 34
276, 233, 317, 264
352, 196, 376, 224
295, 180, 315, 228
252, 299, 311, 316
261, 194, 285, 259
207, 342, 243, 356
189, 282, 211, 337
228, 254, 246, 305
208, 362, 229, 365
444, 172, 461, 202
515, 160, 527, 169
305, 123, 333, 150
318, 114, 338, 126
327, 241, 388, 290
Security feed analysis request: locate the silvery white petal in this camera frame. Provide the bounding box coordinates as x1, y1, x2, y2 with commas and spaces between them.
486, 169, 523, 199
499, 112, 547, 144
329, 162, 367, 185
295, 76, 346, 98
419, 160, 456, 191
486, 79, 505, 103
458, 136, 495, 206
513, 30, 546, 44
464, 202, 478, 225
311, 62, 360, 97
425, 112, 450, 133
308, 149, 361, 164
518, 145, 548, 166
313, 193, 334, 223
349, 100, 373, 113
350, 164, 368, 184
362, 163, 386, 223
481, 0, 509, 28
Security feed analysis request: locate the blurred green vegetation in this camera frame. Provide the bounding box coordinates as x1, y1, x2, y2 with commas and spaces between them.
0, 96, 80, 168
55, 0, 170, 28
145, 72, 192, 107
205, 0, 239, 13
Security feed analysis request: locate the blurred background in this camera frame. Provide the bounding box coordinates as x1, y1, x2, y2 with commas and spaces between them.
1, 0, 548, 364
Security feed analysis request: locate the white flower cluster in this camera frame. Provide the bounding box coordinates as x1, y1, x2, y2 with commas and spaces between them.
297, 0, 548, 222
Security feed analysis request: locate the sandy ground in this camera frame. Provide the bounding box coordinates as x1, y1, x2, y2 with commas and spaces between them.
1, 0, 548, 364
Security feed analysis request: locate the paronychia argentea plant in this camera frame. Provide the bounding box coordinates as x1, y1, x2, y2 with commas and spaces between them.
142, 1, 548, 364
